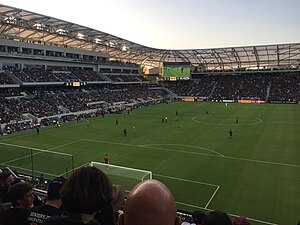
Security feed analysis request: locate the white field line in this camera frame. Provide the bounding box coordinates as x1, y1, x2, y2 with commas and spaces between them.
0, 115, 110, 142
154, 174, 218, 187
0, 140, 82, 165
83, 139, 222, 157
225, 155, 300, 168
204, 185, 220, 209
143, 143, 225, 157
47, 139, 84, 151
124, 173, 276, 225
0, 138, 283, 225
0, 121, 87, 142
83, 139, 300, 168
176, 201, 277, 225
0, 142, 72, 156
155, 174, 220, 209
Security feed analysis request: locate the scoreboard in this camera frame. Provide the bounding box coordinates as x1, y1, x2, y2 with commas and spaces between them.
65, 82, 87, 87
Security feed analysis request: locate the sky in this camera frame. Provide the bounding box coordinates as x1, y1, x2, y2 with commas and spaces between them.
0, 0, 299, 50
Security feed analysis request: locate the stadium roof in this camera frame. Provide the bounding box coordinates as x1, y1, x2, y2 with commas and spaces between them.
0, 4, 299, 70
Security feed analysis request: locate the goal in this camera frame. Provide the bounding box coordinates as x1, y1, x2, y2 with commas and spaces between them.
90, 161, 152, 192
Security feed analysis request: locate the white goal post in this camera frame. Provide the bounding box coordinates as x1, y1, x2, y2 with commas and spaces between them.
90, 161, 152, 191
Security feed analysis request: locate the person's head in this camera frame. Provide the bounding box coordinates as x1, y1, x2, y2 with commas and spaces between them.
192, 210, 206, 224
202, 211, 232, 225
118, 179, 181, 225
8, 182, 33, 209
0, 169, 14, 188
61, 166, 113, 215
233, 216, 251, 225
47, 176, 66, 200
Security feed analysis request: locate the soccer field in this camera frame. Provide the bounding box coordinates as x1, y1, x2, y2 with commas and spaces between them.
0, 102, 299, 225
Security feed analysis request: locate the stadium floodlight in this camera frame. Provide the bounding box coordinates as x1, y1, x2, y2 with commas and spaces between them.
77, 33, 85, 39
95, 38, 102, 44
90, 161, 152, 192
56, 29, 67, 35
122, 46, 129, 51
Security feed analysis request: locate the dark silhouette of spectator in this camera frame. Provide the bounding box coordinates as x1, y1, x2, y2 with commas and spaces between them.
118, 179, 180, 225
0, 169, 14, 203
202, 211, 232, 225
27, 176, 66, 225
43, 166, 113, 225
94, 184, 125, 225
0, 182, 33, 225
192, 210, 206, 225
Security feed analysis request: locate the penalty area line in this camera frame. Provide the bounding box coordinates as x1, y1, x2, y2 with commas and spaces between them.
204, 185, 220, 209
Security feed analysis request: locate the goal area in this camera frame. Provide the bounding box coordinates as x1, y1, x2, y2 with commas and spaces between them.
90, 161, 152, 192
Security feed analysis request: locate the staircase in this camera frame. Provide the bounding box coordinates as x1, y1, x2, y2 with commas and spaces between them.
265, 82, 271, 101
57, 105, 70, 114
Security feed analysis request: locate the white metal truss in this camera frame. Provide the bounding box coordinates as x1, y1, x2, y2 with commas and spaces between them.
0, 4, 299, 70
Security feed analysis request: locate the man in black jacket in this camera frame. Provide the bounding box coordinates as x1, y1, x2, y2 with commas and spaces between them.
27, 176, 66, 225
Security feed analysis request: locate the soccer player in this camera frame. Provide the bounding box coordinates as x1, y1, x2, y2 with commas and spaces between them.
124, 128, 127, 137
104, 154, 109, 170
116, 118, 118, 125
36, 127, 40, 135
229, 129, 233, 139
86, 119, 90, 127
236, 118, 239, 124
133, 125, 136, 133
260, 114, 263, 122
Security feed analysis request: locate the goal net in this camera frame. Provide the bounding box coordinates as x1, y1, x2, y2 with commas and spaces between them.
90, 161, 152, 192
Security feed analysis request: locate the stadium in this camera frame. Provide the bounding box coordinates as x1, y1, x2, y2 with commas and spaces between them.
0, 3, 299, 225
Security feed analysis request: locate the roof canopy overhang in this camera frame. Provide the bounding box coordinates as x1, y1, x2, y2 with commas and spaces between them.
0, 4, 299, 70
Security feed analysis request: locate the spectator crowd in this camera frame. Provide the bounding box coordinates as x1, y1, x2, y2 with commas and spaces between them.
1, 166, 281, 225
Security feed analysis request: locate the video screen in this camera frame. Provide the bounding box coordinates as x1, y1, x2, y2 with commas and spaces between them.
163, 62, 190, 80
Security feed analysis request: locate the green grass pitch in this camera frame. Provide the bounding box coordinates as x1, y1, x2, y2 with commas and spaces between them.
0, 102, 299, 225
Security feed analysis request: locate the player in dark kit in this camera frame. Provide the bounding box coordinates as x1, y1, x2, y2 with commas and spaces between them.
229, 129, 233, 139
124, 128, 127, 136
36, 127, 40, 135
236, 118, 239, 124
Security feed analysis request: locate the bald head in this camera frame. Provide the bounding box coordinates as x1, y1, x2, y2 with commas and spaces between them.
119, 179, 180, 225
